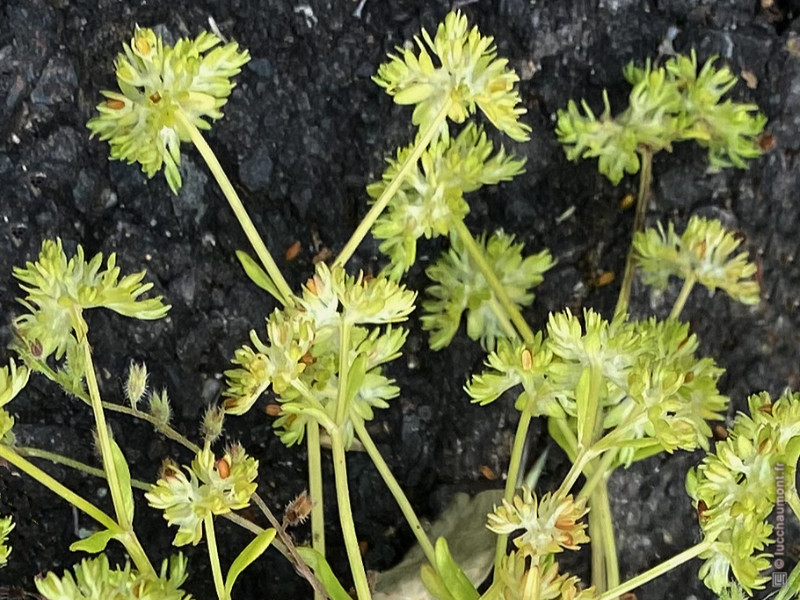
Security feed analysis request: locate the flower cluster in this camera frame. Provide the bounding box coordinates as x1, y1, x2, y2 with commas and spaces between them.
373, 11, 530, 141
633, 216, 760, 305
556, 51, 765, 184
368, 124, 526, 279
488, 552, 597, 600
224, 262, 414, 447
467, 309, 727, 463
687, 389, 800, 596
422, 230, 554, 350
487, 488, 589, 557
13, 239, 169, 363
35, 553, 191, 600
146, 445, 258, 546
87, 27, 250, 193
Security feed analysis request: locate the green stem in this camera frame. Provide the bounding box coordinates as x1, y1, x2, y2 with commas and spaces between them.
669, 275, 697, 320
488, 296, 519, 341
0, 443, 119, 532
596, 540, 711, 600
452, 219, 535, 344
614, 148, 653, 319
175, 110, 294, 307
307, 422, 326, 600
589, 478, 619, 594
493, 404, 533, 571
335, 322, 352, 425
102, 402, 201, 453
353, 419, 435, 566
554, 448, 596, 502
329, 428, 372, 600
73, 312, 139, 540
577, 449, 618, 503
15, 446, 150, 492
204, 514, 229, 600
334, 98, 453, 269
578, 364, 604, 450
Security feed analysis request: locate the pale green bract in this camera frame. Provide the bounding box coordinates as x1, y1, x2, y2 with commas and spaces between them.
373, 11, 530, 142
422, 230, 553, 350
0, 359, 29, 408
87, 27, 250, 193
34, 553, 191, 600
0, 514, 13, 566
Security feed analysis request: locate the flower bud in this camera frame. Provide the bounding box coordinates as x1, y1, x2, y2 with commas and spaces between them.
125, 361, 148, 409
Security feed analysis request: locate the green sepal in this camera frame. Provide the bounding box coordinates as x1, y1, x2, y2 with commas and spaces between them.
109, 437, 135, 525
235, 250, 283, 303
69, 528, 119, 554
224, 527, 276, 595
296, 547, 353, 600
421, 537, 480, 600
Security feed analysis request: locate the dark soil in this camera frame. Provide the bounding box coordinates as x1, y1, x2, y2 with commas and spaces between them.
1, 0, 800, 598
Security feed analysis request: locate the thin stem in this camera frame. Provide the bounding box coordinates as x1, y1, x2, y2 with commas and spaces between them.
330, 428, 372, 600
250, 493, 330, 599
669, 275, 697, 320
175, 111, 294, 307
15, 446, 150, 492
493, 405, 533, 571
489, 296, 520, 341
335, 322, 352, 425
102, 402, 201, 453
204, 515, 229, 600
307, 422, 326, 600
353, 419, 435, 566
334, 98, 453, 268
578, 364, 604, 450
452, 219, 535, 344
589, 478, 619, 594
614, 148, 653, 319
554, 448, 596, 502
73, 312, 137, 537
0, 443, 119, 532
577, 449, 618, 503
597, 540, 711, 600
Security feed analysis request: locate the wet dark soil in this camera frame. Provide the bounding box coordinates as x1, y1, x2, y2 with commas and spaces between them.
2, 1, 800, 598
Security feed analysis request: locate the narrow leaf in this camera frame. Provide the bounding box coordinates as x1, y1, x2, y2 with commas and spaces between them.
236, 250, 282, 301
296, 547, 352, 600
109, 437, 134, 524
69, 528, 116, 554
224, 528, 277, 595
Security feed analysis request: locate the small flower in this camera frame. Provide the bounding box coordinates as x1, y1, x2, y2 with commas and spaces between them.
487, 487, 589, 557
200, 404, 225, 444
88, 27, 250, 193
373, 11, 530, 141
0, 515, 14, 566
148, 388, 172, 425
633, 216, 760, 305
146, 445, 258, 546
488, 552, 597, 600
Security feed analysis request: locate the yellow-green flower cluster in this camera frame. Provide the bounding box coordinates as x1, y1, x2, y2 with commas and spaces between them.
224, 263, 414, 447
35, 553, 191, 600
368, 124, 526, 279
87, 27, 250, 193
13, 239, 169, 362
488, 552, 597, 600
422, 230, 553, 350
633, 216, 760, 305
487, 488, 589, 558
686, 389, 800, 596
373, 11, 530, 142
146, 445, 258, 546
556, 50, 766, 184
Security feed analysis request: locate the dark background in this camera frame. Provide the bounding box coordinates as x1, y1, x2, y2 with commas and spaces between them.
1, 0, 799, 598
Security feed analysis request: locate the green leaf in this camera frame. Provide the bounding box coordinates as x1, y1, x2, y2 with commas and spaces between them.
235, 250, 282, 302
296, 546, 352, 600
224, 527, 276, 595
69, 528, 117, 553
109, 437, 134, 524
345, 353, 368, 407
421, 538, 480, 600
